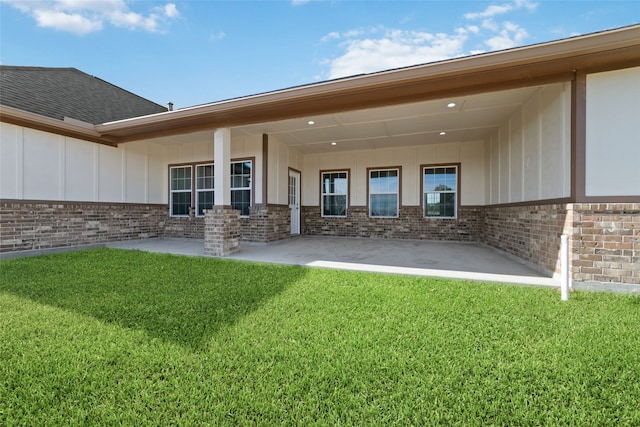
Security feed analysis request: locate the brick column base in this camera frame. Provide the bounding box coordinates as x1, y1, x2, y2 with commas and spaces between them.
204, 208, 240, 257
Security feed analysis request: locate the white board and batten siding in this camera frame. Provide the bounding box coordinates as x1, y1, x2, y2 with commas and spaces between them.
585, 66, 640, 197
0, 127, 271, 205
301, 140, 486, 207
485, 82, 572, 204
0, 123, 166, 204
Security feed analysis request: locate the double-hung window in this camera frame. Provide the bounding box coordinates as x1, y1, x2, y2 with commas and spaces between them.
170, 166, 192, 217
369, 168, 399, 218
195, 163, 214, 217
230, 160, 252, 216
423, 165, 458, 218
321, 171, 348, 217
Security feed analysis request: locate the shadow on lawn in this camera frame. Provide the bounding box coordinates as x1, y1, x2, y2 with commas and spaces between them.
0, 248, 306, 351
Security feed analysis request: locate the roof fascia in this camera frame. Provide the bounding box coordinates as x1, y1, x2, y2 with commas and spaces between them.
0, 105, 118, 147
96, 25, 640, 143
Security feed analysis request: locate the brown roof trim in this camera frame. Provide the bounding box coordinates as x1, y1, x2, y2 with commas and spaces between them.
0, 105, 118, 146
96, 25, 640, 143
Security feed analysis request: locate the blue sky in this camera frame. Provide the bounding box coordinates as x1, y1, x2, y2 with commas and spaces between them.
1, 1, 638, 109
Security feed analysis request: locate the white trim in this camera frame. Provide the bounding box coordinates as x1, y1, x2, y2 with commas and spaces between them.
321, 170, 348, 218
369, 168, 399, 218
169, 165, 192, 217
423, 165, 458, 219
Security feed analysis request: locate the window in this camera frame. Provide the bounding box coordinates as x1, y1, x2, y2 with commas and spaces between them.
169, 159, 253, 218
423, 165, 458, 218
170, 166, 192, 216
369, 168, 399, 218
195, 163, 214, 217
321, 171, 348, 217
231, 160, 252, 216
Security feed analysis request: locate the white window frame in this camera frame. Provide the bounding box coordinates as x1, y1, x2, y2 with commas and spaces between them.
368, 168, 399, 218
321, 171, 348, 217
195, 163, 214, 217
423, 165, 458, 219
169, 165, 192, 217
230, 160, 252, 217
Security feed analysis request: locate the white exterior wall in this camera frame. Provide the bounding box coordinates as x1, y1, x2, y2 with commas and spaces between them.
266, 136, 303, 205
161, 132, 264, 204
301, 141, 485, 207
0, 123, 168, 203
0, 124, 265, 204
585, 67, 640, 197
485, 82, 571, 204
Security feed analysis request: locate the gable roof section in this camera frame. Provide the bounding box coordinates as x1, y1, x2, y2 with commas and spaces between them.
0, 66, 167, 125
1, 25, 639, 146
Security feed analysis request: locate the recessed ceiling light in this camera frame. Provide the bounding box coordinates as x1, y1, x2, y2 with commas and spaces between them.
331, 142, 337, 146
447, 102, 456, 108
307, 120, 315, 125
440, 131, 447, 136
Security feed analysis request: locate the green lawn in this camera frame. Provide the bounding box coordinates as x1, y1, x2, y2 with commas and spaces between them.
1, 248, 639, 426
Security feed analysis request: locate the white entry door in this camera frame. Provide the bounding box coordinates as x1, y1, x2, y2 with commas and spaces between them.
288, 170, 300, 235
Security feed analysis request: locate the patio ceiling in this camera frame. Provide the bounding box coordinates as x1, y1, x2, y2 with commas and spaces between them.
157, 84, 542, 154
234, 85, 541, 153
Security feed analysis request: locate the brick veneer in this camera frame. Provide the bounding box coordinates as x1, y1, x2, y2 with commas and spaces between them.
149, 204, 292, 243
164, 215, 205, 239
0, 199, 166, 253
204, 208, 239, 256
301, 206, 483, 241
240, 204, 291, 243
482, 204, 571, 277
571, 203, 640, 285
2, 199, 637, 287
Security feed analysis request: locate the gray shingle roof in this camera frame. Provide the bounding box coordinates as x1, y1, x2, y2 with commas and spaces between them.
0, 66, 167, 124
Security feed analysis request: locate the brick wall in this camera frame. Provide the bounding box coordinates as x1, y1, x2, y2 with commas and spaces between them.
482, 204, 570, 277
3, 198, 637, 287
0, 200, 166, 253
571, 203, 640, 285
204, 208, 240, 256
301, 206, 483, 242
147, 204, 293, 243
164, 216, 205, 239
241, 204, 291, 243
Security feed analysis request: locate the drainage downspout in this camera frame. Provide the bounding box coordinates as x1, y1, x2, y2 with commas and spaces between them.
561, 235, 570, 301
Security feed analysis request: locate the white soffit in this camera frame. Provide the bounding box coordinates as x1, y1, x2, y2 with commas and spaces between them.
151, 85, 542, 152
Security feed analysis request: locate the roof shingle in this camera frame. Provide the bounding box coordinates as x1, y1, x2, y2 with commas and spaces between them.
0, 66, 167, 124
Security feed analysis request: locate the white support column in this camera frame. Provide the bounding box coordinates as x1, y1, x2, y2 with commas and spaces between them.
205, 127, 239, 257
214, 128, 231, 207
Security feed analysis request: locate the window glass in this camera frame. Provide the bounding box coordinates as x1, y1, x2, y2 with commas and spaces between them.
231, 161, 252, 216
369, 169, 398, 217
424, 166, 457, 218
196, 164, 214, 216
322, 172, 348, 217
170, 166, 192, 216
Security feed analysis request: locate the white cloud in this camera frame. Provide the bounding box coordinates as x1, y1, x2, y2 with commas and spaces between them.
291, 0, 311, 5
2, 0, 179, 35
484, 22, 529, 50
320, 0, 538, 79
164, 3, 180, 18
209, 31, 226, 42
32, 9, 103, 35
464, 0, 538, 20
327, 28, 468, 79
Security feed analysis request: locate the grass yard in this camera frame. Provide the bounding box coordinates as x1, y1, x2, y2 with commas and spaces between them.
1, 248, 639, 426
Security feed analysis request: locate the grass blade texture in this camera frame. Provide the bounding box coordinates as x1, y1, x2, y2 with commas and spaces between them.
1, 248, 639, 426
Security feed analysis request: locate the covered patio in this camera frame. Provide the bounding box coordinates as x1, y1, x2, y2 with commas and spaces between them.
107, 236, 557, 287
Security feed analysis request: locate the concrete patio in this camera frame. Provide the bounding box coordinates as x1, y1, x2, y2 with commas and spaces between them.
107, 236, 558, 287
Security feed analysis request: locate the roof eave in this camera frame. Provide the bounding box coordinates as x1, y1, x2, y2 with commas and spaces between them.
96, 24, 640, 143
0, 105, 118, 147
